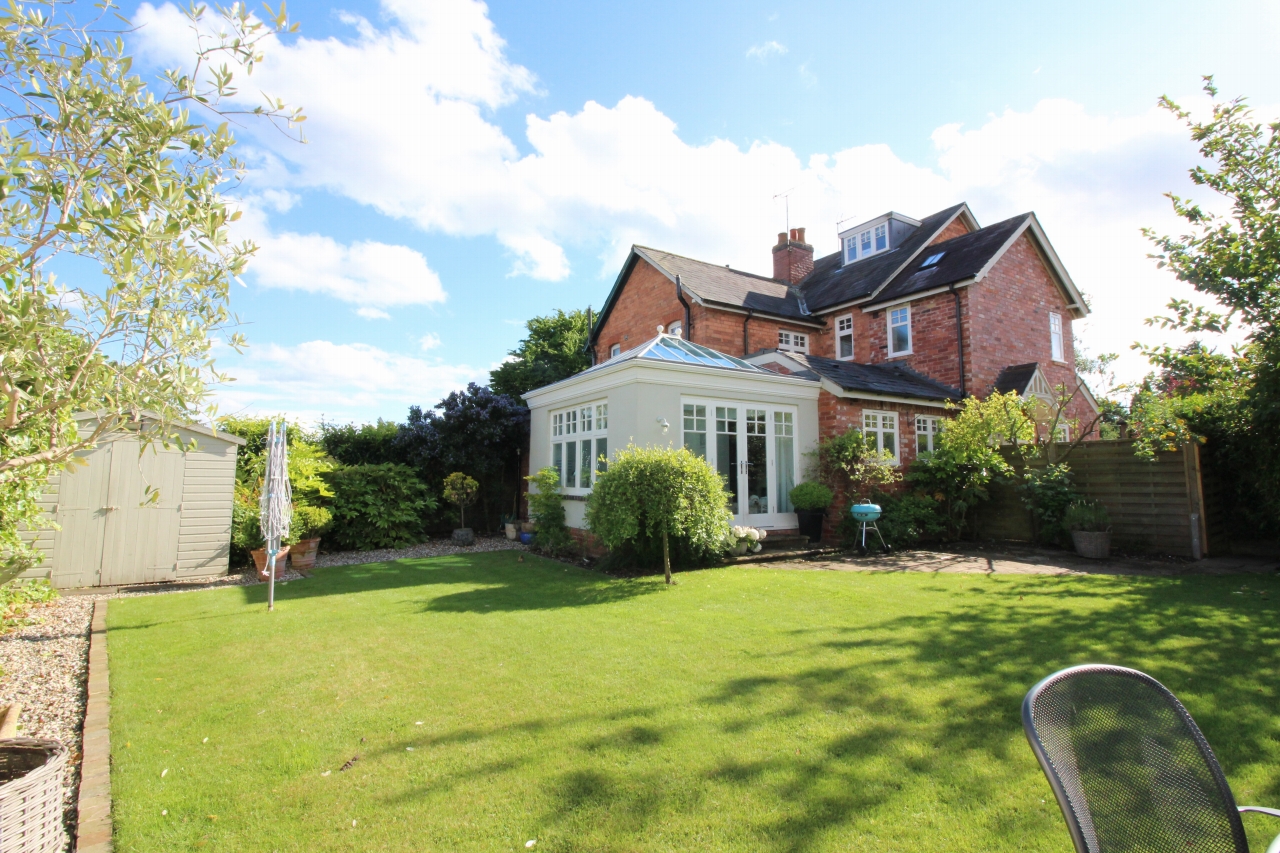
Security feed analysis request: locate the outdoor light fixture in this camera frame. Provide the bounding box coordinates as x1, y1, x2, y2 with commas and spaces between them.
657, 417, 669, 433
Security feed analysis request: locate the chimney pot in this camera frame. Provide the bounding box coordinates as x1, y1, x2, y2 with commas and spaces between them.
789, 228, 798, 241
796, 227, 806, 244
777, 232, 787, 247
772, 224, 815, 284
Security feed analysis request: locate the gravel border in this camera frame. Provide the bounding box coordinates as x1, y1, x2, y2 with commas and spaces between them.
0, 535, 526, 849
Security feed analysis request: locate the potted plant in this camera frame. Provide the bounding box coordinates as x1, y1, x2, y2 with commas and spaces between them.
501, 513, 519, 541
232, 496, 290, 580
789, 482, 833, 544
1065, 500, 1112, 559
443, 472, 480, 546
724, 526, 767, 557
288, 504, 332, 573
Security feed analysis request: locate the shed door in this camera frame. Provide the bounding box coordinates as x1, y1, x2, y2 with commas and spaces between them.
99, 440, 185, 586
51, 446, 114, 588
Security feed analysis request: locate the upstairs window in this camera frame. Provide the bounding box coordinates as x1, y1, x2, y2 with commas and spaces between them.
842, 218, 893, 264
609, 343, 621, 358
778, 330, 809, 353
836, 314, 854, 360
667, 320, 683, 339
888, 306, 912, 356
1050, 312, 1064, 362
874, 223, 887, 252
843, 236, 857, 264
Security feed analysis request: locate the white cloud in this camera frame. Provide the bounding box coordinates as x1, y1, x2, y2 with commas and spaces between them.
235, 200, 447, 307
419, 333, 442, 350
216, 339, 486, 423
133, 0, 1254, 384
746, 41, 787, 60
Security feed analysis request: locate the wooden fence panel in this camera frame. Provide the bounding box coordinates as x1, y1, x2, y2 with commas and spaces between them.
973, 440, 1203, 558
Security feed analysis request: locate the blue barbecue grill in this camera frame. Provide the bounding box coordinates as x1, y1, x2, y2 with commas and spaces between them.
850, 501, 890, 555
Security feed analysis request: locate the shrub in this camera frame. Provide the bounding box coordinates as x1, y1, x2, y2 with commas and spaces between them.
872, 492, 949, 549
1018, 463, 1082, 546
290, 504, 333, 541
788, 482, 833, 511
442, 472, 480, 529
585, 445, 731, 583
1064, 500, 1111, 533
524, 467, 575, 556
809, 428, 899, 499
319, 419, 406, 466
321, 464, 437, 551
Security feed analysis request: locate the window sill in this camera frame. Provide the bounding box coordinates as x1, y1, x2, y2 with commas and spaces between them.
886, 351, 913, 359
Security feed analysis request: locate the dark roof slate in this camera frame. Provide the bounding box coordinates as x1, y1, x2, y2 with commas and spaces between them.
796, 204, 968, 312
774, 352, 963, 402
633, 246, 811, 320
864, 213, 1031, 307
994, 363, 1040, 395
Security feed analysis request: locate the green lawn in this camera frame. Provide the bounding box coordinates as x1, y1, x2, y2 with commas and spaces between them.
106, 552, 1280, 852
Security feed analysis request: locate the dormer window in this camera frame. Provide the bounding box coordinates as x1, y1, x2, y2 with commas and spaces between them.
840, 217, 901, 265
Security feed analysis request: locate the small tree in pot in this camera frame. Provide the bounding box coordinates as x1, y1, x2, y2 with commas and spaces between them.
443, 472, 480, 546
287, 504, 332, 573
1064, 500, 1112, 559
788, 482, 833, 544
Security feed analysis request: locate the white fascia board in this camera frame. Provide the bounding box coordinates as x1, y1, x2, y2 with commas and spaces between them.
864, 278, 977, 311
972, 214, 1089, 318
837, 210, 923, 240
524, 359, 819, 410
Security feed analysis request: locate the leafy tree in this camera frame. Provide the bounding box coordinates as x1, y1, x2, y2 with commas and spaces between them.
319, 420, 406, 466
489, 309, 592, 399
442, 472, 479, 529
808, 427, 900, 500
1137, 78, 1280, 534
585, 445, 730, 584
396, 384, 529, 531
524, 466, 574, 555
0, 1, 301, 579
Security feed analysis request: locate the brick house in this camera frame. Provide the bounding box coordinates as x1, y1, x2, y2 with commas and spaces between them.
523, 202, 1098, 539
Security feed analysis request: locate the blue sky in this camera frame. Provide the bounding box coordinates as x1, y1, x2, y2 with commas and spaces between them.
127, 0, 1280, 424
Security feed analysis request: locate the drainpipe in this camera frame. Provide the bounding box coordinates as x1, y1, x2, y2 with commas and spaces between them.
742, 308, 754, 356
949, 284, 966, 396
583, 306, 595, 366
675, 275, 692, 341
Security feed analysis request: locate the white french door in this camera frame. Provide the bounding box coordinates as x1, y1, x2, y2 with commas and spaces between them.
682, 399, 798, 528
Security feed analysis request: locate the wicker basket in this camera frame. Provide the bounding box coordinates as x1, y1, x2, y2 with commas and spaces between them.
0, 738, 68, 853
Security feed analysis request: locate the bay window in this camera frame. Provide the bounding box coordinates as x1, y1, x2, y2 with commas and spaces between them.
550, 401, 608, 492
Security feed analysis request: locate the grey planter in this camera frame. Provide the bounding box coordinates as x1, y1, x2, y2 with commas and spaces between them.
1072, 530, 1111, 560
451, 528, 476, 546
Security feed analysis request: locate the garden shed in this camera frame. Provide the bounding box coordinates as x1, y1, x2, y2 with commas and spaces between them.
19, 414, 245, 588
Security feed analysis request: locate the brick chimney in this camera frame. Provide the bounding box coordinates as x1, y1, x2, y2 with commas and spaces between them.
772, 227, 814, 284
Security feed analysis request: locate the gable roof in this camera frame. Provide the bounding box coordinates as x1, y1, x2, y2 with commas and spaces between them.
862, 212, 1088, 316
994, 363, 1043, 396
797, 203, 975, 312
588, 246, 814, 347
753, 351, 963, 404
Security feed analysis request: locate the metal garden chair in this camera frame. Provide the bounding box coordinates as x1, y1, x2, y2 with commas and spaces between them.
1022, 664, 1280, 853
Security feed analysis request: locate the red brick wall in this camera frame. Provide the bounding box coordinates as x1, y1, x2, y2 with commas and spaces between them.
967, 232, 1097, 437
859, 289, 971, 392
816, 390, 949, 541
593, 259, 686, 359
930, 215, 973, 245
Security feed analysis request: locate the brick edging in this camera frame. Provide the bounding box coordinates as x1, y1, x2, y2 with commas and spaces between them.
76, 600, 112, 853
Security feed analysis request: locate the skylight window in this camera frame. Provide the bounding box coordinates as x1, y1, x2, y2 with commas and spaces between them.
920, 252, 945, 268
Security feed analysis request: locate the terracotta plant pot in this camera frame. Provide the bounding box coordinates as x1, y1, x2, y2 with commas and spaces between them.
251, 546, 290, 581
1071, 531, 1111, 560
521, 521, 535, 533
505, 523, 519, 541
290, 538, 320, 572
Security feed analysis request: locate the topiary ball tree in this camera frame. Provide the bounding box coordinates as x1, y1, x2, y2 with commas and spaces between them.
442, 472, 479, 530
585, 444, 731, 584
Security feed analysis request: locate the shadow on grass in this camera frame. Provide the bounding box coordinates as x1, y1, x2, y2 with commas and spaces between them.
234, 550, 663, 613
358, 572, 1280, 852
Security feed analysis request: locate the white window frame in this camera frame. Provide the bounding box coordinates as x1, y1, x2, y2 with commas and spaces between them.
667, 320, 683, 339
777, 329, 809, 354
1049, 312, 1065, 363
550, 401, 608, 494
862, 410, 900, 465
843, 236, 857, 264
915, 416, 941, 455
609, 343, 621, 358
887, 305, 912, 357
835, 314, 854, 361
